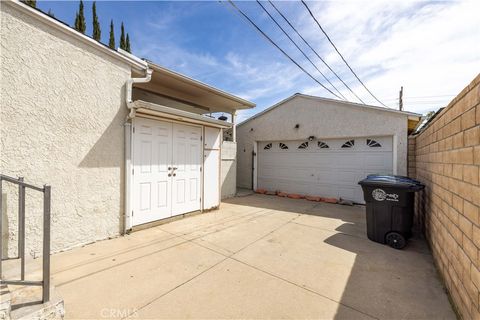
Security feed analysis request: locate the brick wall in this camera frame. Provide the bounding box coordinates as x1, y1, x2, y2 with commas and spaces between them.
409, 73, 480, 319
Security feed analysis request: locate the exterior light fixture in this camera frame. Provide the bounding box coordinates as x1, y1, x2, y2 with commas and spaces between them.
308, 136, 315, 141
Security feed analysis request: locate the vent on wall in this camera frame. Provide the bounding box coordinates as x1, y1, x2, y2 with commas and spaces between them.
264, 143, 272, 150
318, 141, 329, 149
279, 143, 288, 150
298, 142, 309, 149
341, 140, 355, 148
366, 139, 381, 147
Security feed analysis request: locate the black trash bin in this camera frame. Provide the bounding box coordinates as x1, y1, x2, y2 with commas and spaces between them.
358, 175, 424, 249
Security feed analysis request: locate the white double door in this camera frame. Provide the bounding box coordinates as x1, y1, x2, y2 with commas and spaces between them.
133, 118, 202, 225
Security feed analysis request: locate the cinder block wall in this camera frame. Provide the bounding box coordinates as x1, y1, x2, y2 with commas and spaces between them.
409, 74, 480, 319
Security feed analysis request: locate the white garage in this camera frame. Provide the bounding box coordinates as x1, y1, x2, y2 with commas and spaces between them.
236, 94, 421, 203
257, 136, 393, 203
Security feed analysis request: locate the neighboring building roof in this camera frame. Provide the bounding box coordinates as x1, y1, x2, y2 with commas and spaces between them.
238, 93, 422, 127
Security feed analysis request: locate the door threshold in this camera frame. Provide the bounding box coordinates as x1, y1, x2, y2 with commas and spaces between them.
130, 209, 204, 233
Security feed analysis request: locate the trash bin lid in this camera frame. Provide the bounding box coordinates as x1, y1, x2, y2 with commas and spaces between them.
358, 174, 425, 191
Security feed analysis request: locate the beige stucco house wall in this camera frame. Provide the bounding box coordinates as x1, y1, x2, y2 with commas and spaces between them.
1, 2, 135, 256
236, 94, 418, 189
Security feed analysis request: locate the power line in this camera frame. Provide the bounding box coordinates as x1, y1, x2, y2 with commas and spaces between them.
301, 0, 388, 107
221, 0, 343, 100
268, 0, 365, 104
255, 0, 347, 100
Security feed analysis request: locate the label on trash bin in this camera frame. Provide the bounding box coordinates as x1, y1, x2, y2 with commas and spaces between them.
372, 188, 399, 202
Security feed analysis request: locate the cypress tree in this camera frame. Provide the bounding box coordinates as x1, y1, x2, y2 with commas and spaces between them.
74, 0, 86, 34
92, 2, 101, 41
119, 22, 126, 50
125, 33, 131, 53
108, 20, 115, 49
21, 0, 36, 8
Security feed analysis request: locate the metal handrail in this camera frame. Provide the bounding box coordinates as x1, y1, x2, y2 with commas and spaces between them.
0, 174, 51, 303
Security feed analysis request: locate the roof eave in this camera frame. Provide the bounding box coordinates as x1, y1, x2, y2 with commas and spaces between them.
146, 61, 256, 110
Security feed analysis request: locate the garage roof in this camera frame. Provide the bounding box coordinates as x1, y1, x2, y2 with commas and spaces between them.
238, 93, 421, 127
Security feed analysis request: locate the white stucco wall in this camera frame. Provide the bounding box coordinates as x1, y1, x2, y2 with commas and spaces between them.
236, 96, 409, 189
221, 141, 236, 198
1, 3, 132, 256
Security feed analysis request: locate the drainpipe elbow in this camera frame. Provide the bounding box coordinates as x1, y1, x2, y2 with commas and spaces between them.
126, 68, 153, 119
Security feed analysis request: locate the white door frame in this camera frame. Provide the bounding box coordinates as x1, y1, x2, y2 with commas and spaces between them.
253, 141, 258, 191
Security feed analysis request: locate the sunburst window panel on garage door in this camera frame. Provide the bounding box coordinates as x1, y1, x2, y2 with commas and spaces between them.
257, 137, 393, 203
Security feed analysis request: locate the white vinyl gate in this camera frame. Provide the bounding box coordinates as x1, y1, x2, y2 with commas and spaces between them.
257, 136, 393, 203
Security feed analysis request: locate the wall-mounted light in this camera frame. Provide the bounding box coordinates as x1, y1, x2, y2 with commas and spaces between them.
250, 128, 254, 132
295, 124, 300, 129
308, 136, 315, 141
218, 115, 228, 121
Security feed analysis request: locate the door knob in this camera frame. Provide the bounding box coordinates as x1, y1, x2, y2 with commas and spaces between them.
168, 167, 172, 170
168, 173, 172, 177
173, 167, 178, 170
173, 173, 176, 177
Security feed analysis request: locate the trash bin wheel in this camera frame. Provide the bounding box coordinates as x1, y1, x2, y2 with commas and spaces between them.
385, 232, 406, 249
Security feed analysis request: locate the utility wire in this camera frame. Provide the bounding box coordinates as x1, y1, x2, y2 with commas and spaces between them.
268, 0, 365, 104
255, 0, 346, 100
222, 0, 343, 100
301, 0, 388, 107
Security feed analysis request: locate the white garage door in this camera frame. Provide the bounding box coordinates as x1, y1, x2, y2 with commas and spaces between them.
257, 137, 393, 203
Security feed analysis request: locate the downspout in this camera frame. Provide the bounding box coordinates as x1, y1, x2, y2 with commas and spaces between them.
126, 68, 153, 119
124, 67, 153, 233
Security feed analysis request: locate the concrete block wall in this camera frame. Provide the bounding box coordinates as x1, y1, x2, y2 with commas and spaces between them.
409, 73, 480, 319
407, 137, 416, 177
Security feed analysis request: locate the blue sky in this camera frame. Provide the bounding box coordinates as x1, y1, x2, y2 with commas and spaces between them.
37, 1, 480, 121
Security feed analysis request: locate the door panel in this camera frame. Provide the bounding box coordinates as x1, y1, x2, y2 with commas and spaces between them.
133, 118, 173, 225
172, 123, 202, 215
203, 149, 220, 209
203, 127, 221, 210
257, 137, 393, 203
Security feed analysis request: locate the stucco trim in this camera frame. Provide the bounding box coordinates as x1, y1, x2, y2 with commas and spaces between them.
132, 100, 232, 128
238, 94, 421, 127
4, 0, 147, 72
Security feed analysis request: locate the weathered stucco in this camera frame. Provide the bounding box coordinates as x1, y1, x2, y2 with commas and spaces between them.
236, 95, 410, 189
1, 3, 132, 256
221, 141, 237, 198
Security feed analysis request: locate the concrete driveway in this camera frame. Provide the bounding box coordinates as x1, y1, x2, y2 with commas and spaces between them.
50, 194, 455, 319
